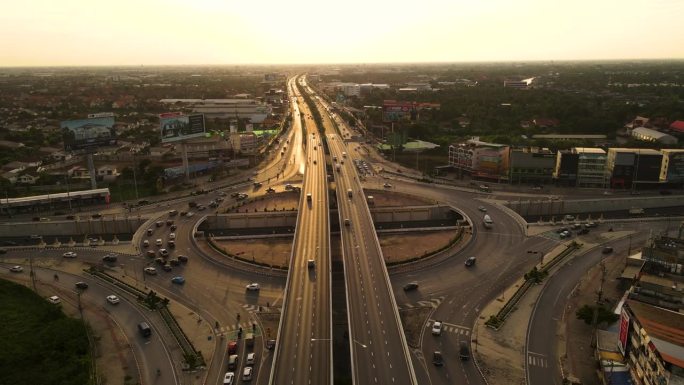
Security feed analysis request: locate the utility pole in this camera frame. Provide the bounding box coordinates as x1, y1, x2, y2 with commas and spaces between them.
590, 261, 607, 347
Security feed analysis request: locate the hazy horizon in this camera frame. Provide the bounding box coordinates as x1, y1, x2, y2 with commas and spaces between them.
2, 0, 683, 67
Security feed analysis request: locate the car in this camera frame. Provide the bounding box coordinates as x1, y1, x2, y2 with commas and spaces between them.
246, 352, 256, 366
156, 221, 164, 227
383, 182, 393, 189
144, 267, 157, 275
465, 256, 476, 267
143, 240, 149, 247
432, 351, 444, 366
228, 341, 238, 354
246, 283, 260, 291
266, 339, 276, 350
308, 259, 315, 268
9, 265, 23, 273
166, 219, 174, 226
159, 248, 169, 257
586, 222, 597, 228
155, 238, 163, 246
171, 276, 185, 284
169, 259, 180, 266
432, 321, 443, 336
155, 257, 165, 265
559, 231, 571, 239
459, 341, 470, 360
180, 211, 188, 217
177, 255, 189, 263
147, 228, 154, 236
106, 295, 120, 304
602, 246, 614, 254
578, 228, 590, 235
242, 367, 252, 381
403, 282, 419, 291
102, 254, 118, 263
169, 233, 176, 240
63, 251, 77, 258
163, 263, 173, 271
209, 201, 219, 208
223, 372, 235, 385
197, 205, 206, 211
284, 184, 293, 190
168, 240, 175, 248
266, 187, 275, 194
168, 209, 178, 216
478, 206, 487, 212
48, 295, 61, 304
564, 214, 575, 221
146, 250, 156, 258
170, 224, 177, 231
344, 218, 351, 226
186, 212, 194, 217
230, 191, 241, 197
228, 354, 239, 370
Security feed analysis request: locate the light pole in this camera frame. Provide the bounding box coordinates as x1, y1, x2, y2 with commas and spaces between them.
527, 250, 544, 266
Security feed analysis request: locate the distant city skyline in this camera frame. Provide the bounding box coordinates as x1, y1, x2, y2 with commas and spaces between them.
1, 0, 683, 67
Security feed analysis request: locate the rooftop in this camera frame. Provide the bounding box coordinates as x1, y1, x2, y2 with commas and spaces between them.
627, 299, 684, 367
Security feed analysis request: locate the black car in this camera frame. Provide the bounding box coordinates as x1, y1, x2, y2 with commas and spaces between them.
403, 282, 419, 291
465, 256, 476, 267
102, 255, 117, 263
75, 282, 89, 290
602, 246, 614, 254
459, 341, 470, 360
432, 351, 444, 366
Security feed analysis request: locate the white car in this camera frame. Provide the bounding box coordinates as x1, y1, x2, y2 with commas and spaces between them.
246, 352, 256, 366
245, 283, 260, 291
186, 212, 194, 217
432, 321, 443, 336
63, 251, 77, 258
383, 183, 393, 189
143, 240, 149, 247
478, 206, 487, 212
48, 295, 61, 304
144, 267, 157, 275
223, 372, 235, 385
106, 295, 120, 305
9, 265, 23, 273
155, 238, 163, 246
242, 366, 252, 381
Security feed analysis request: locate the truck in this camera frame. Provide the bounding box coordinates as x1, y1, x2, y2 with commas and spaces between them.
347, 189, 353, 198
483, 214, 493, 229
342, 152, 347, 158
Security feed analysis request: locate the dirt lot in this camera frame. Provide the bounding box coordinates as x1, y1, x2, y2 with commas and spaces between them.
214, 229, 456, 267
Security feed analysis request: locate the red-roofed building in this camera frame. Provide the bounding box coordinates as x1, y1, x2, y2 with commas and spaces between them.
670, 120, 684, 134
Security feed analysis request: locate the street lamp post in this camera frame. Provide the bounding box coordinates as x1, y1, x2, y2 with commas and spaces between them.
527, 250, 545, 266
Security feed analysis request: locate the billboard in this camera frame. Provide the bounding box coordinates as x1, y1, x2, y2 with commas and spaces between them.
61, 116, 117, 151
383, 101, 417, 122
160, 113, 206, 143
618, 308, 630, 355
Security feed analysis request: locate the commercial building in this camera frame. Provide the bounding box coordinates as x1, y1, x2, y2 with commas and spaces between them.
606, 148, 663, 189
620, 300, 684, 385
159, 99, 271, 123
503, 78, 534, 89
575, 147, 607, 187
631, 127, 678, 145
448, 137, 509, 181
553, 150, 579, 186
508, 147, 556, 184
660, 149, 684, 184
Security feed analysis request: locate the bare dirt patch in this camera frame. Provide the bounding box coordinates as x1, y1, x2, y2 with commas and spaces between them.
378, 230, 455, 263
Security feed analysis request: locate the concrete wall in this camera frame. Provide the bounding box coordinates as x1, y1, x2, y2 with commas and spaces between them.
0, 217, 148, 237
199, 205, 458, 230
506, 195, 684, 217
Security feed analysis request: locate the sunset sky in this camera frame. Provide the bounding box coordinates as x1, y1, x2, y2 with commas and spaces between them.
1, 0, 683, 66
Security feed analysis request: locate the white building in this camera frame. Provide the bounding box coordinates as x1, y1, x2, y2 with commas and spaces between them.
159, 99, 271, 123
631, 127, 678, 145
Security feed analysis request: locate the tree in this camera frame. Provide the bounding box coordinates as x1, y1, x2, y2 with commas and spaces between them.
575, 304, 619, 326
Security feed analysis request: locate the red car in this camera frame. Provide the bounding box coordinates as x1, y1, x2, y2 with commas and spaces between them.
228, 341, 238, 355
